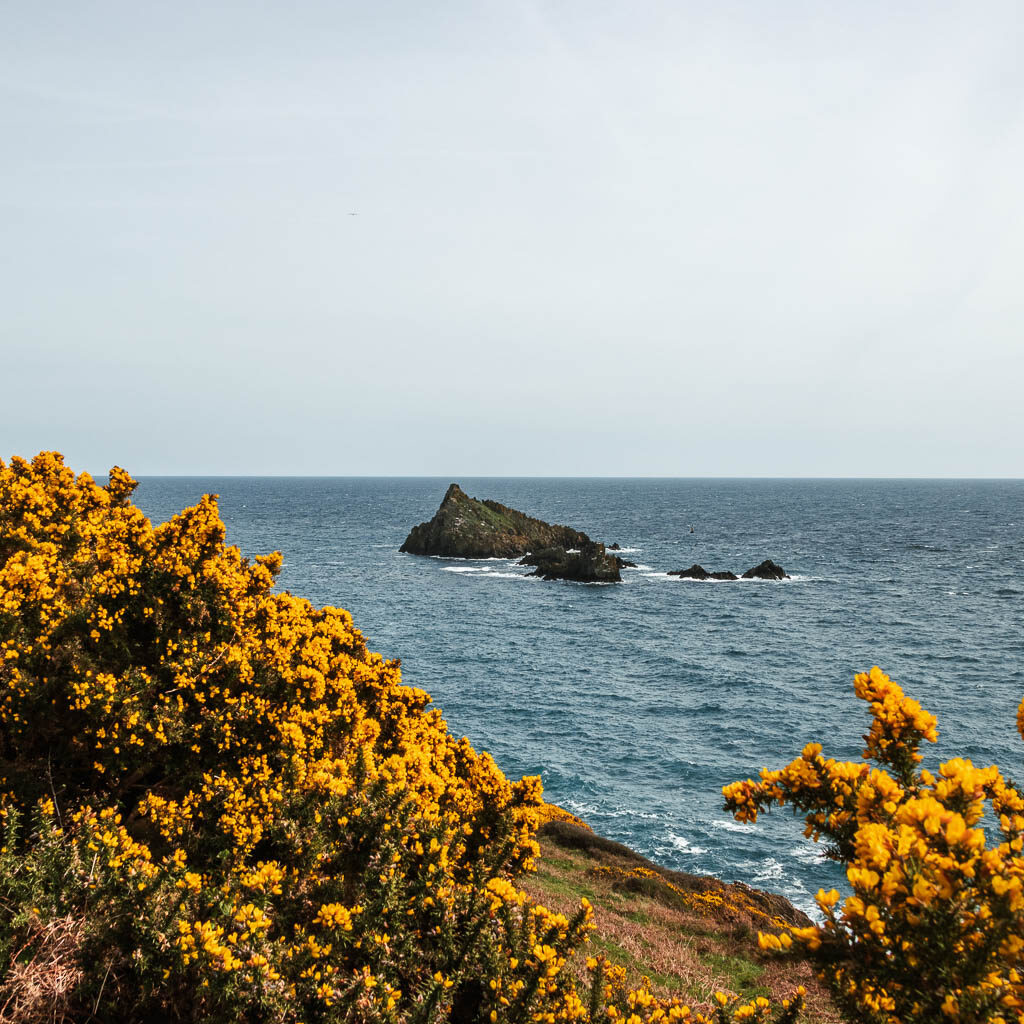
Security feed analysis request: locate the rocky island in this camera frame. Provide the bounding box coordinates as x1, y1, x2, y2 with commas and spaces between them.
400, 484, 623, 582
668, 559, 790, 581
668, 564, 739, 581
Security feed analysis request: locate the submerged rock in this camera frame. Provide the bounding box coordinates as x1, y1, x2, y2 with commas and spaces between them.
668, 564, 738, 581
400, 484, 589, 559
741, 559, 790, 580
519, 540, 621, 583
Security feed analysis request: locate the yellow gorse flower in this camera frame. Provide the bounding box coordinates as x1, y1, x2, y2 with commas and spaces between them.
725, 666, 1024, 1024
0, 452, 803, 1024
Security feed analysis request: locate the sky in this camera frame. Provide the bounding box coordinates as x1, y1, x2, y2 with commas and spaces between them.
3, 1, 1023, 476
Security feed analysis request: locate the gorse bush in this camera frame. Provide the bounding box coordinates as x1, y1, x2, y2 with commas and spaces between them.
0, 452, 800, 1024
724, 668, 1024, 1024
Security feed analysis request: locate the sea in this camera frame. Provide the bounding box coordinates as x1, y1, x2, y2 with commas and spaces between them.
131, 477, 1024, 918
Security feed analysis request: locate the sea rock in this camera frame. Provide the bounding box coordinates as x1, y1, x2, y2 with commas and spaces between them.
669, 564, 711, 580
400, 484, 588, 559
741, 559, 790, 580
668, 564, 738, 581
615, 556, 638, 569
519, 540, 622, 583
609, 543, 621, 550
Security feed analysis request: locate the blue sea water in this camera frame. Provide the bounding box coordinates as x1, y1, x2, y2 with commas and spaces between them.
131, 478, 1024, 916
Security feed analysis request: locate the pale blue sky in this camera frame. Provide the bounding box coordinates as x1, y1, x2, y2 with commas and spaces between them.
3, 1, 1023, 475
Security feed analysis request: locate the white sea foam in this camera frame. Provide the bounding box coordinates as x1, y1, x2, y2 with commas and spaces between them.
641, 572, 820, 584
562, 801, 661, 822
711, 819, 756, 833
441, 566, 535, 581
737, 574, 817, 584
751, 858, 784, 882
428, 555, 511, 561
788, 843, 825, 865
673, 576, 737, 584
667, 834, 708, 855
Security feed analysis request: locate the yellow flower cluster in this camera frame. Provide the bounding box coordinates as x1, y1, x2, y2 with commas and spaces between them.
580, 958, 804, 1024
536, 801, 594, 831
0, 453, 797, 1024
725, 666, 1024, 1024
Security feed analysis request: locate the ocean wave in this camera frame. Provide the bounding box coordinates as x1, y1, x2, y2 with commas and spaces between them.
561, 799, 662, 822
552, 579, 621, 586
711, 819, 756, 833
672, 576, 737, 584
644, 573, 819, 584
428, 555, 514, 562
787, 843, 826, 865
751, 857, 784, 883
441, 566, 536, 581
665, 833, 708, 856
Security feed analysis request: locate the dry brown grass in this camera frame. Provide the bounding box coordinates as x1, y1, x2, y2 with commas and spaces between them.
0, 914, 84, 1024
524, 821, 845, 1024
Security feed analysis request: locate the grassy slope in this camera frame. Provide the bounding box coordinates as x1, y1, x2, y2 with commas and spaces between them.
526, 821, 844, 1023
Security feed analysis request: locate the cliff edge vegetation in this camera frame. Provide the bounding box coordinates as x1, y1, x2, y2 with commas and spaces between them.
0, 453, 803, 1024
527, 816, 840, 1023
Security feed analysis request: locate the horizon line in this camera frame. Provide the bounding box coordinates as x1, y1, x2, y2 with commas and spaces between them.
114, 473, 1024, 482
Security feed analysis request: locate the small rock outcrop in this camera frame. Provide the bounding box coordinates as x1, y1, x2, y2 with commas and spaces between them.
741, 559, 790, 580
668, 564, 738, 581
519, 540, 621, 583
400, 484, 588, 559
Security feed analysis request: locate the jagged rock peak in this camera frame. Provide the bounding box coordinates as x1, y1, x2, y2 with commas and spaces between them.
441, 482, 466, 504
400, 484, 593, 562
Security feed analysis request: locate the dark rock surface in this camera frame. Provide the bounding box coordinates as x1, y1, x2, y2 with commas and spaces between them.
400, 484, 589, 559
609, 543, 621, 550
668, 564, 738, 581
741, 559, 790, 580
519, 540, 621, 583
615, 557, 638, 569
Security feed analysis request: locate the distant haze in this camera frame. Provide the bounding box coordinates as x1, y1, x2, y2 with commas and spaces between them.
3, 1, 1023, 477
